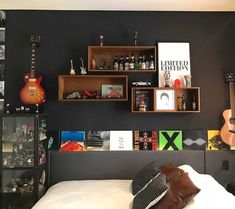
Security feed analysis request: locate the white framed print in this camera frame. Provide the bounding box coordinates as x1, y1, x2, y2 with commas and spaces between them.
158, 42, 191, 87
156, 89, 175, 111
110, 131, 133, 151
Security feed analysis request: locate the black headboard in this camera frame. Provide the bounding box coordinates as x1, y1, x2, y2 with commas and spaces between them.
48, 150, 205, 186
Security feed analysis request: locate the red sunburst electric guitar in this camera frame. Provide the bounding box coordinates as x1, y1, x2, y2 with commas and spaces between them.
221, 72, 235, 145
20, 34, 45, 104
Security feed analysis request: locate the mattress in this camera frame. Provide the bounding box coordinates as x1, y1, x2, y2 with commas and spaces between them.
33, 165, 235, 209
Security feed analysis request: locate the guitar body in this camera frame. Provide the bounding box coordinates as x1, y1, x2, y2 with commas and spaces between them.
20, 73, 45, 104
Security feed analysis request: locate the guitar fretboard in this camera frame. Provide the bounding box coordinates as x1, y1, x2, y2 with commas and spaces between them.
30, 43, 36, 78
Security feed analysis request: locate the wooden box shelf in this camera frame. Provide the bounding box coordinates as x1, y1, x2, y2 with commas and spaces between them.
131, 87, 200, 113
58, 75, 128, 101
88, 46, 156, 72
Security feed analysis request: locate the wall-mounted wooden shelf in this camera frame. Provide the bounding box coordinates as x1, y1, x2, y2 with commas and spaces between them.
88, 46, 156, 72
58, 75, 128, 102
131, 87, 200, 113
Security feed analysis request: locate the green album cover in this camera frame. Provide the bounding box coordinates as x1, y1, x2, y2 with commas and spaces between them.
159, 130, 183, 150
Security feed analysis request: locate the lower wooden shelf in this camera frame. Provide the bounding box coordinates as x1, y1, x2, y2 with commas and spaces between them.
58, 75, 128, 101
131, 87, 200, 113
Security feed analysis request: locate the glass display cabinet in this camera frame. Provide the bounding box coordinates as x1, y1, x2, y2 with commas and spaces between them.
0, 114, 48, 209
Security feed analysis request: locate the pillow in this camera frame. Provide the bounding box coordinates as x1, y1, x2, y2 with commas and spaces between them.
160, 163, 184, 182
132, 173, 168, 209
152, 172, 200, 209
132, 161, 160, 195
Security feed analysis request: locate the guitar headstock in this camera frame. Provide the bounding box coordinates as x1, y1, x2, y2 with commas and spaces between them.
225, 71, 234, 83
30, 34, 41, 47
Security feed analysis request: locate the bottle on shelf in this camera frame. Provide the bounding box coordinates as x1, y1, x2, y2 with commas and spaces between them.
113, 56, 119, 70
182, 95, 186, 111
129, 54, 135, 70
119, 56, 124, 70
134, 56, 139, 70
138, 55, 142, 70
141, 55, 146, 70
149, 55, 155, 70
124, 56, 130, 70
145, 56, 150, 70
192, 96, 197, 111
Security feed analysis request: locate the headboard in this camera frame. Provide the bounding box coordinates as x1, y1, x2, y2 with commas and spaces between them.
48, 150, 205, 186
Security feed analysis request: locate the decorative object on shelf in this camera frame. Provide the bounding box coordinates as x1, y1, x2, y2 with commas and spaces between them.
64, 91, 82, 99
174, 79, 181, 88
192, 95, 197, 111
207, 130, 230, 150
69, 59, 76, 75
156, 89, 175, 111
183, 130, 207, 150
132, 81, 151, 86
0, 44, 5, 60
184, 75, 192, 87
159, 130, 183, 150
158, 42, 191, 87
220, 71, 235, 145
79, 57, 87, 75
134, 31, 138, 46
0, 80, 4, 98
0, 27, 5, 42
101, 84, 123, 99
163, 69, 171, 87
99, 35, 104, 46
82, 90, 101, 99
20, 34, 45, 105
138, 96, 147, 112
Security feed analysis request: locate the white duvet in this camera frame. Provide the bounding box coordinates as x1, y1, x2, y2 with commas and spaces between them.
32, 165, 235, 209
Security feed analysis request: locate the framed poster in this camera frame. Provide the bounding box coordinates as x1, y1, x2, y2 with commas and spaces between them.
101, 84, 123, 99
158, 42, 191, 87
110, 131, 133, 151
156, 89, 175, 111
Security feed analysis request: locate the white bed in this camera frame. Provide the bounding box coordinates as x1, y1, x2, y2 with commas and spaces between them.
32, 165, 235, 209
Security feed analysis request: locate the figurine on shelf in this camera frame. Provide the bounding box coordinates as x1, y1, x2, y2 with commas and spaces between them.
80, 57, 87, 75
138, 96, 147, 112
91, 58, 96, 70
100, 35, 104, 46
164, 69, 171, 87
134, 31, 138, 46
69, 59, 76, 75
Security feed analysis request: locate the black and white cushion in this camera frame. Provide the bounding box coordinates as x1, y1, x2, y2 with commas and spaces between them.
132, 173, 168, 209
132, 161, 160, 195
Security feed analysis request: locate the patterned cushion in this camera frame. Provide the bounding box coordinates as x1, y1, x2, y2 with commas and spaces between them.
132, 173, 168, 209
132, 161, 160, 195
152, 172, 200, 209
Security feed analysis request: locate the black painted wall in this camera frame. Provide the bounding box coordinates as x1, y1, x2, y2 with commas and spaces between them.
4, 11, 235, 132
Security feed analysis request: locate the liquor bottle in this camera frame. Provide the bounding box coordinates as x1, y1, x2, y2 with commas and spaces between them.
124, 56, 130, 70
113, 56, 119, 70
182, 95, 186, 111
134, 56, 139, 70
145, 56, 150, 70
119, 56, 124, 70
192, 96, 197, 111
149, 55, 155, 70
141, 55, 146, 70
138, 56, 142, 70
129, 54, 135, 70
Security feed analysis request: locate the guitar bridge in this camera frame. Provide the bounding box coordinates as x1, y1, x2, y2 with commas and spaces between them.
229, 130, 235, 133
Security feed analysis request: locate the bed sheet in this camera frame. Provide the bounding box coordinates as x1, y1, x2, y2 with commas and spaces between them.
32, 165, 235, 209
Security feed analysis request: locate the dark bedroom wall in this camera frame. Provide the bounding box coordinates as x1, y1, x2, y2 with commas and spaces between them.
4, 11, 235, 132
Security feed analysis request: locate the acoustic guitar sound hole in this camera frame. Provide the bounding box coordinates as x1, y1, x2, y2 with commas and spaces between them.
229, 118, 235, 125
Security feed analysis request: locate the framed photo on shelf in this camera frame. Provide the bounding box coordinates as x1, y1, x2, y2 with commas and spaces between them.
0, 44, 5, 60
101, 84, 123, 99
158, 42, 191, 87
135, 90, 150, 111
0, 11, 6, 27
0, 28, 5, 42
156, 89, 175, 111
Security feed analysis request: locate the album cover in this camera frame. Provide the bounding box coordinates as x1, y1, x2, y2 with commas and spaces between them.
158, 130, 183, 150
207, 130, 230, 150
110, 131, 133, 151
183, 129, 207, 150
86, 131, 110, 151
134, 130, 157, 150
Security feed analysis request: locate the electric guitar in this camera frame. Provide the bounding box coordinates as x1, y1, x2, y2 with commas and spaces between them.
20, 35, 45, 104
221, 72, 235, 145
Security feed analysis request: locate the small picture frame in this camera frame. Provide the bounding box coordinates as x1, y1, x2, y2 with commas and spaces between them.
0, 62, 4, 79
156, 89, 175, 110
0, 80, 4, 98
101, 84, 123, 99
0, 28, 5, 42
0, 11, 6, 27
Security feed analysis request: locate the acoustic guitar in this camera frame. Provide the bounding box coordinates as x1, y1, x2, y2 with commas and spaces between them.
20, 35, 45, 104
220, 72, 235, 145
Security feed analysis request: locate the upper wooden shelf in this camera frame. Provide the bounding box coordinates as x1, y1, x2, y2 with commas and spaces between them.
88, 46, 157, 72
58, 75, 128, 102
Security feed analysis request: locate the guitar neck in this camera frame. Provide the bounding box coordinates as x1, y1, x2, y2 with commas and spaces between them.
229, 82, 235, 118
30, 44, 37, 78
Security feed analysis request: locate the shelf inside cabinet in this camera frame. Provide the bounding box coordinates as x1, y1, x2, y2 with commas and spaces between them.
131, 87, 200, 113
58, 75, 128, 101
88, 46, 156, 72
